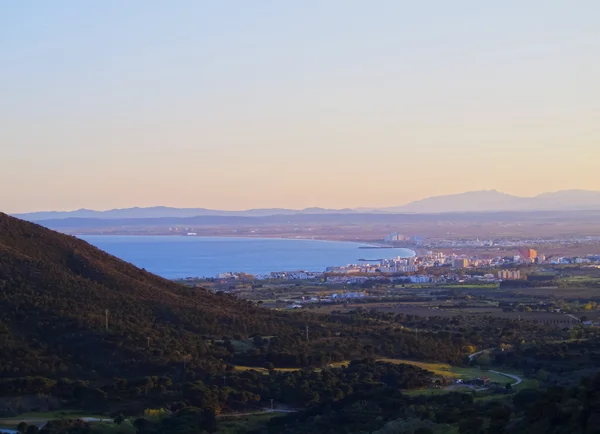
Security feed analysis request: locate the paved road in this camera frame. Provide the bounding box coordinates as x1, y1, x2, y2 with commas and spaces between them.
468, 348, 523, 386
222, 409, 297, 418
489, 370, 522, 385
468, 348, 492, 361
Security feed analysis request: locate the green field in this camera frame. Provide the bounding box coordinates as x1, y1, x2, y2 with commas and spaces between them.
234, 365, 300, 373
0, 410, 108, 430
441, 284, 500, 289
237, 358, 518, 385
375, 359, 511, 383
217, 413, 279, 434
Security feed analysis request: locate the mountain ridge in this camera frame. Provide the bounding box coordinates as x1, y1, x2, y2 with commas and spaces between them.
0, 212, 309, 378
386, 189, 600, 214
0, 212, 465, 383
10, 189, 600, 221
13, 206, 357, 221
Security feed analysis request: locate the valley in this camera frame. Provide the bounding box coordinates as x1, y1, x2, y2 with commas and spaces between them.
1, 213, 600, 434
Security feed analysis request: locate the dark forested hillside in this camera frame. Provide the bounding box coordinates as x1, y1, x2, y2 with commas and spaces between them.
0, 213, 314, 378
0, 213, 466, 380
2, 213, 600, 433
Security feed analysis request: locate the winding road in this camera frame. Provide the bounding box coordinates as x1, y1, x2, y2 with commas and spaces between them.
468, 348, 523, 386
488, 370, 522, 386
468, 349, 492, 361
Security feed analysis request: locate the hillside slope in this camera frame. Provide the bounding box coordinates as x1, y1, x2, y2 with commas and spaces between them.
0, 213, 472, 384
0, 213, 303, 378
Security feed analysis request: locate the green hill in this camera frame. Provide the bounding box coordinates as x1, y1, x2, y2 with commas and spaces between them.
0, 213, 309, 379
0, 213, 470, 382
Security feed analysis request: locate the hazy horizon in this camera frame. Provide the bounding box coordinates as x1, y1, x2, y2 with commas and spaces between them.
9, 188, 600, 215
2, 1, 599, 213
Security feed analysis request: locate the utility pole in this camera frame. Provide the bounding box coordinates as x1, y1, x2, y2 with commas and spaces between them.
270, 399, 274, 411
223, 376, 227, 386
147, 337, 151, 348
305, 325, 309, 343
415, 328, 418, 341
105, 309, 109, 331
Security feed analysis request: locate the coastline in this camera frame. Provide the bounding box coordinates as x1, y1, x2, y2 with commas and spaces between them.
77, 235, 416, 279
76, 233, 402, 247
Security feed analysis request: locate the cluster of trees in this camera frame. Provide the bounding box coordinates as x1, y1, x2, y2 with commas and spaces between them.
0, 213, 480, 382
0, 360, 434, 417
8, 371, 600, 434
267, 372, 600, 434
8, 373, 600, 434
499, 279, 553, 289
267, 387, 512, 434
335, 308, 565, 353
489, 338, 600, 386
5, 214, 600, 434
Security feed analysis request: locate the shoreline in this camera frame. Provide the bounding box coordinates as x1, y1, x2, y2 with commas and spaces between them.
77, 235, 416, 279
77, 233, 415, 249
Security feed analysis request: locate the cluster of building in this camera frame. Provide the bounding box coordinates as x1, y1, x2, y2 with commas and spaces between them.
378, 256, 419, 273
265, 271, 322, 280
422, 236, 600, 249
326, 264, 378, 274
546, 255, 600, 265
216, 270, 323, 280
215, 272, 253, 280
325, 275, 433, 284
498, 270, 521, 280
323, 249, 542, 276
384, 233, 425, 246
214, 251, 600, 283
331, 291, 366, 299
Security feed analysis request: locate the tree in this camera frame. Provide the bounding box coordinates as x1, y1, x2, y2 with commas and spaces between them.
458, 417, 484, 434
25, 426, 39, 434
477, 353, 491, 368
17, 423, 28, 434
513, 389, 542, 411
133, 418, 153, 434
536, 369, 548, 382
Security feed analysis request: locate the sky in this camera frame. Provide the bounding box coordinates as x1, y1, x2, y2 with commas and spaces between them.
1, 1, 599, 213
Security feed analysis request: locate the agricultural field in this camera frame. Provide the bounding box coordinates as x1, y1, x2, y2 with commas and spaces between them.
0, 411, 108, 431
234, 365, 300, 374
216, 413, 279, 434
310, 300, 579, 325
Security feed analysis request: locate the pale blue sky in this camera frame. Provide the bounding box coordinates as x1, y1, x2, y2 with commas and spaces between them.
1, 1, 599, 212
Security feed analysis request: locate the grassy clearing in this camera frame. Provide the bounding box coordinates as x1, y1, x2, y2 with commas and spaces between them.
234, 365, 300, 374
217, 412, 279, 434
237, 358, 518, 385
401, 388, 459, 397
444, 284, 500, 289
372, 359, 509, 384
2, 410, 104, 419
0, 410, 108, 430
230, 340, 255, 353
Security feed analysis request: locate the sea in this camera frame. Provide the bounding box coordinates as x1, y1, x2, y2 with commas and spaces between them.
80, 235, 416, 279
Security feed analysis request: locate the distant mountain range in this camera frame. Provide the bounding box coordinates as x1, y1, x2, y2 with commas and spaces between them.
381, 190, 600, 214
13, 206, 357, 220
12, 190, 600, 221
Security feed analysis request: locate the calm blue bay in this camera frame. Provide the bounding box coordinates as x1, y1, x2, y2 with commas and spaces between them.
80, 235, 415, 279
